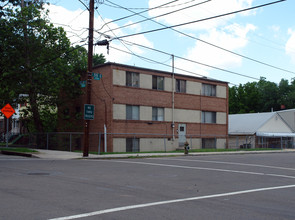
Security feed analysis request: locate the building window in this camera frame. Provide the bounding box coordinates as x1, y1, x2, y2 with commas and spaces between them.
126, 105, 139, 120
202, 138, 216, 149
202, 111, 216, 123
152, 107, 164, 121
202, 84, 216, 96
126, 71, 139, 87
152, 76, 164, 90
126, 138, 139, 152
176, 79, 186, 93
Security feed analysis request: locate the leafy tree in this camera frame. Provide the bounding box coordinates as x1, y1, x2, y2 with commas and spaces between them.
93, 53, 106, 66
257, 77, 279, 112
229, 77, 295, 114
0, 2, 105, 132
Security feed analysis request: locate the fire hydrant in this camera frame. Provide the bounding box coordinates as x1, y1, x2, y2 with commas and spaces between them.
184, 141, 190, 155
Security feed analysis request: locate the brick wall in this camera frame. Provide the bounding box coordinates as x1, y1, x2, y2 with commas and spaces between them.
84, 63, 228, 152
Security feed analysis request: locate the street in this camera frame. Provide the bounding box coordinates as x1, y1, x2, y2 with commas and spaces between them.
1, 152, 295, 219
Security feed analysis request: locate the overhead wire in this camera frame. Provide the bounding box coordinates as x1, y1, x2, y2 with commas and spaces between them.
110, 45, 260, 82
103, 0, 196, 10
103, 0, 211, 35
98, 0, 180, 31
113, 0, 286, 39
95, 6, 162, 64
118, 40, 261, 81
105, 0, 293, 75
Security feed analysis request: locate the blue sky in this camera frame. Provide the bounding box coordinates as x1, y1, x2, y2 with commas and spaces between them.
46, 0, 295, 86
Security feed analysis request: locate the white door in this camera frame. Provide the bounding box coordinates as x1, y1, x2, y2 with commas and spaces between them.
178, 124, 186, 146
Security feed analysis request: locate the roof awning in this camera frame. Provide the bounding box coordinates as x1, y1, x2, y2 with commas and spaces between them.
256, 132, 295, 137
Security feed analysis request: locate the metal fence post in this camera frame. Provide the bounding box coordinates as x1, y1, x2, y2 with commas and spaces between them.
98, 132, 101, 154
46, 133, 49, 150
164, 136, 166, 152
70, 133, 72, 152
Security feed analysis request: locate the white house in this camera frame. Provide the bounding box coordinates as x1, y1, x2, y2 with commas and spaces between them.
228, 111, 295, 149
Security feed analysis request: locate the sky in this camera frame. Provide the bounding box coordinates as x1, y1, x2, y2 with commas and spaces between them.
44, 0, 295, 86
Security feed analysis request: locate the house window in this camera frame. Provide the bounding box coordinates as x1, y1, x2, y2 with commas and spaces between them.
202, 111, 216, 123
202, 138, 216, 149
176, 79, 186, 93
126, 138, 139, 152
152, 76, 164, 90
202, 84, 216, 96
126, 71, 139, 87
126, 105, 139, 120
152, 107, 164, 121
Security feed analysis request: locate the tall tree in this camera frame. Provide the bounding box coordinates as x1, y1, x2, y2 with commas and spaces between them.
0, 2, 105, 132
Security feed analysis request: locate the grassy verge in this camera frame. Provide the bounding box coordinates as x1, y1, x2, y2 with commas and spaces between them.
84, 148, 280, 155
0, 147, 38, 153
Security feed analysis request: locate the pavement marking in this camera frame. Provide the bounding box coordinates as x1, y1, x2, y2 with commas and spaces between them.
111, 160, 295, 179
150, 158, 295, 171
49, 184, 295, 220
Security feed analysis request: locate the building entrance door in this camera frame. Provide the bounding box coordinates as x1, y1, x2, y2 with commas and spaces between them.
178, 124, 186, 147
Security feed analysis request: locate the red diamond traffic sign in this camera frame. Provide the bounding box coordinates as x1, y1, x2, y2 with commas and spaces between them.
1, 103, 15, 119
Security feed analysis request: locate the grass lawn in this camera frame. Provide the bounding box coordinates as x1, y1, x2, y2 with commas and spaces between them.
87, 148, 280, 155
0, 147, 38, 153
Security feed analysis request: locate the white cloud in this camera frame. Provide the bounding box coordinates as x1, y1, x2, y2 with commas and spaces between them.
175, 23, 255, 77
45, 4, 154, 63
148, 0, 254, 31
286, 29, 295, 63
270, 25, 280, 32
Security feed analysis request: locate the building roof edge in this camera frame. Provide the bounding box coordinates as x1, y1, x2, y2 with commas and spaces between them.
94, 62, 228, 84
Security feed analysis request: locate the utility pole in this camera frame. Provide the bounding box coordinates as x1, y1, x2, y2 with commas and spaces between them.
83, 0, 94, 157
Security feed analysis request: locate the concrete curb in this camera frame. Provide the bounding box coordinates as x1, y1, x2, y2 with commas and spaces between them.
2, 149, 295, 160
1, 150, 35, 158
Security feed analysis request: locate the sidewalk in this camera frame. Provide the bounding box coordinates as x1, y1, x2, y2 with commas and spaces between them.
30, 149, 295, 160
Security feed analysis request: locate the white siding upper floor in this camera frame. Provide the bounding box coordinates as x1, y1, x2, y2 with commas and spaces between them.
113, 104, 226, 124
113, 70, 227, 98
217, 85, 227, 98
113, 69, 125, 86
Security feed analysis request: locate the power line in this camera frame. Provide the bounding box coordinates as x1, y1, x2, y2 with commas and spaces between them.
104, 0, 293, 75
114, 0, 286, 39
98, 0, 180, 31
110, 45, 260, 82
94, 7, 156, 64
119, 39, 262, 80
103, 0, 197, 10
103, 0, 211, 35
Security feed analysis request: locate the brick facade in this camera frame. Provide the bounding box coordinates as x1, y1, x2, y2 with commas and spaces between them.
80, 62, 228, 152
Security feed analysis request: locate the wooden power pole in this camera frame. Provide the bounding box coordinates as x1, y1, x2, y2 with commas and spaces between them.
83, 0, 94, 157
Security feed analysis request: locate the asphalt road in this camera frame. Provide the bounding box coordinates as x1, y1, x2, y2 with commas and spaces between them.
1, 152, 295, 220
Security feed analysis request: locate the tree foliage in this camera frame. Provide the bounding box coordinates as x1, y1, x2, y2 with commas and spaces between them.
0, 2, 105, 132
229, 77, 295, 114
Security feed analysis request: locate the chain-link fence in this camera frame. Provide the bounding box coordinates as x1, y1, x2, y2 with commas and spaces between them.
228, 135, 294, 149
6, 132, 228, 153
6, 132, 294, 152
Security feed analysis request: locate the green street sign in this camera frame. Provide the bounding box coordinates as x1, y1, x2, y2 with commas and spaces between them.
92, 72, 102, 80
84, 104, 95, 120
80, 81, 86, 88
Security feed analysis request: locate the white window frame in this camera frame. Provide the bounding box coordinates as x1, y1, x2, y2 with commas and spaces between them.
152, 107, 164, 121
126, 138, 139, 152
152, 75, 164, 90
202, 111, 216, 124
176, 79, 186, 93
202, 84, 216, 97
202, 138, 216, 149
126, 105, 139, 120
126, 71, 139, 87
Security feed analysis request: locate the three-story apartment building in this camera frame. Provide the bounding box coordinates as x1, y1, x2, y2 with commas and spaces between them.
82, 62, 228, 152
